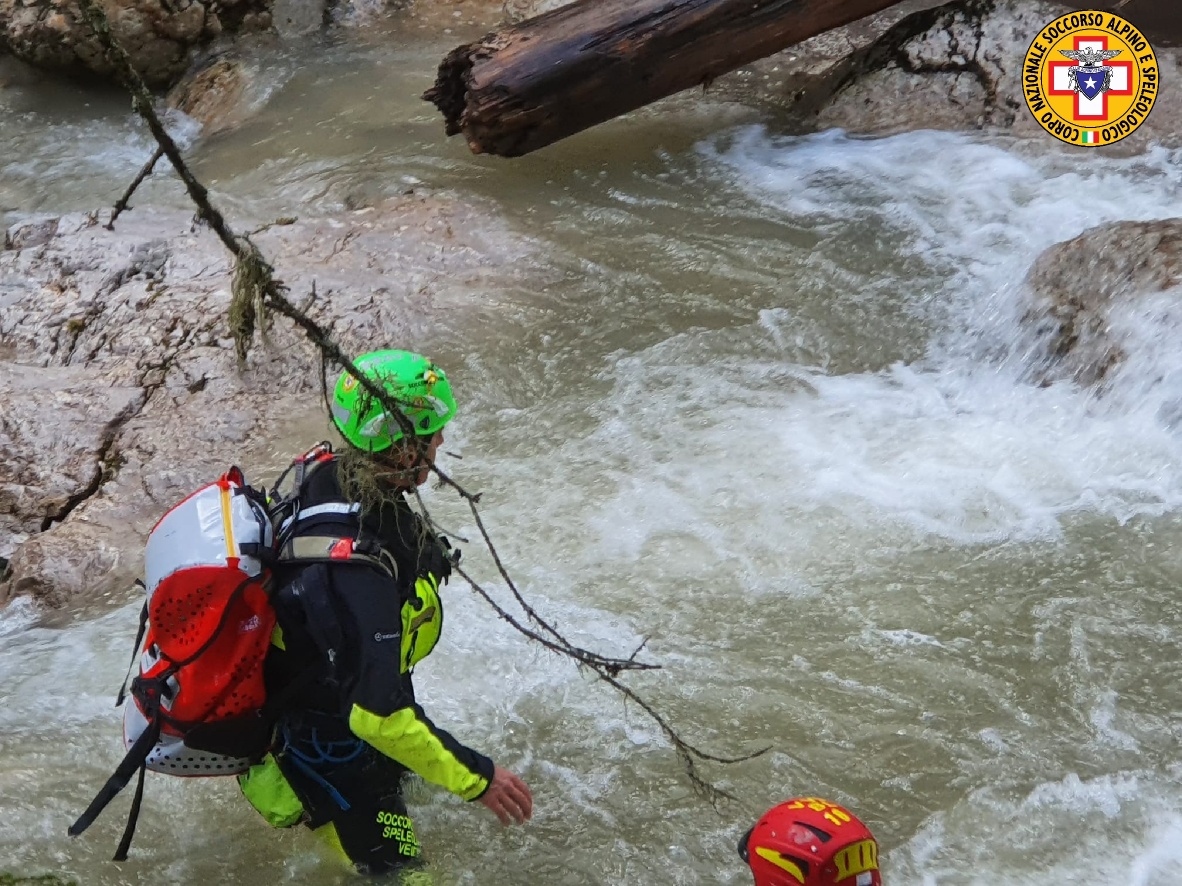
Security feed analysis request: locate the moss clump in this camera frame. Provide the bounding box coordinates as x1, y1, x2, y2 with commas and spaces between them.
0, 874, 79, 886
334, 446, 432, 532
228, 240, 274, 362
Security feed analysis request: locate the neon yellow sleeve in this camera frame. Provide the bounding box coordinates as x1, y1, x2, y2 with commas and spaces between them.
349, 703, 493, 800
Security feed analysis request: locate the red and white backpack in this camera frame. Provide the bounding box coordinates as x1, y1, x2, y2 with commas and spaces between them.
71, 466, 278, 859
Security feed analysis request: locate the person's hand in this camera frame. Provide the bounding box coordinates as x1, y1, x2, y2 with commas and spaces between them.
478, 765, 533, 826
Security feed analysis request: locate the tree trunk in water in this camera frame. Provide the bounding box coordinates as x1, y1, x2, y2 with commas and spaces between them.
423, 0, 910, 158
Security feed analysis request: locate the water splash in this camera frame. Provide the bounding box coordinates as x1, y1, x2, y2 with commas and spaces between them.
680, 127, 1182, 545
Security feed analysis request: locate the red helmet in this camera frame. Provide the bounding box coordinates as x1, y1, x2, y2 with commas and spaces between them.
739, 797, 882, 886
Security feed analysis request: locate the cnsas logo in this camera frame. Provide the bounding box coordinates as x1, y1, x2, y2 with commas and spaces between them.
1022, 10, 1159, 147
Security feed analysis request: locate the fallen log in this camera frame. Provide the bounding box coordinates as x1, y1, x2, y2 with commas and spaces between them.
423, 0, 910, 158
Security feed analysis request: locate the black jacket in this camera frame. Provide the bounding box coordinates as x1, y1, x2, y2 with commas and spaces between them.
266, 459, 493, 801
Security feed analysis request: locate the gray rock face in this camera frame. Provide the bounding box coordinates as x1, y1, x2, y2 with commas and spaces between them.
0, 0, 271, 89
1023, 219, 1182, 386
723, 0, 1181, 150
0, 198, 536, 607
808, 0, 1060, 134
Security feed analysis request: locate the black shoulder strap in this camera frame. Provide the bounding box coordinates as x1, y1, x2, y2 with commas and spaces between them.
274, 564, 347, 694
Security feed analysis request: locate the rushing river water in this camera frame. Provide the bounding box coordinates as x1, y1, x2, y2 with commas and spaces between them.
4, 18, 1182, 886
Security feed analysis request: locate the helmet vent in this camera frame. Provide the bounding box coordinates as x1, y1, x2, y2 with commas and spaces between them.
798, 821, 833, 843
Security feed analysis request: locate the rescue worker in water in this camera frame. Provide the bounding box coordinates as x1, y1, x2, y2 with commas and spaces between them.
238, 349, 532, 875
739, 797, 883, 886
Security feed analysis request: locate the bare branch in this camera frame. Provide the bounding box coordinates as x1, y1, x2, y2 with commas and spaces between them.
107, 146, 163, 229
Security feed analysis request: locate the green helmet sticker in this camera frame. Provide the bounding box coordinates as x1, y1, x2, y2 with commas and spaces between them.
331, 350, 457, 452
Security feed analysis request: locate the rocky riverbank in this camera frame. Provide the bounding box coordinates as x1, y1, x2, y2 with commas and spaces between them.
0, 195, 537, 606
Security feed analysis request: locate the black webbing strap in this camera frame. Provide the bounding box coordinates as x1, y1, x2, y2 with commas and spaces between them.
281, 565, 346, 691
112, 758, 148, 862
68, 688, 163, 853
115, 600, 148, 709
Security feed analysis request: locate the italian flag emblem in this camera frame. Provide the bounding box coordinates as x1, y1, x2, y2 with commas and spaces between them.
1081, 131, 1100, 145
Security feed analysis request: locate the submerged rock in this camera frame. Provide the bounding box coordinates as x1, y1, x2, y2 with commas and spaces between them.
0, 197, 538, 608
167, 55, 251, 133
164, 50, 288, 135
1022, 218, 1182, 386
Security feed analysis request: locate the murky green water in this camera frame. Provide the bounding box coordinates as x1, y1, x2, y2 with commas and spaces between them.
4, 17, 1182, 886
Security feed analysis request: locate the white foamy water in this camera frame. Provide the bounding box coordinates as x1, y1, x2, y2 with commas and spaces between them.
677, 128, 1182, 548
0, 107, 201, 226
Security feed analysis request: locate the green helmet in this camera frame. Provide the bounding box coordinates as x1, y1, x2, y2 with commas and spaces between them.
330, 349, 457, 452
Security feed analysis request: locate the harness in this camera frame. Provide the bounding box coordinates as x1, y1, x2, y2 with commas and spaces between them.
271, 444, 400, 581
263, 446, 450, 811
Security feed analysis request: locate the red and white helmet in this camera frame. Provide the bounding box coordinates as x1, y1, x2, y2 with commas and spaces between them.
739, 797, 882, 886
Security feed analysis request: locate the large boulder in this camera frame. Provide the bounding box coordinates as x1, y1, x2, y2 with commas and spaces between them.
808, 0, 1052, 134
0, 196, 539, 608
1021, 219, 1182, 386
0, 0, 271, 88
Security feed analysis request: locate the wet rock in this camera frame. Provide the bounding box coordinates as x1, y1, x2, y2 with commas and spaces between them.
0, 363, 141, 558
501, 0, 568, 24
4, 216, 59, 250
737, 0, 1060, 135
0, 0, 272, 89
718, 0, 947, 116
1022, 219, 1182, 386
270, 0, 326, 36
811, 0, 1042, 133
165, 51, 284, 135
0, 197, 537, 610
723, 0, 1181, 150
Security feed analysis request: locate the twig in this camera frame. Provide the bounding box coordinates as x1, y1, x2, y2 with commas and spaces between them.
107, 146, 164, 229
79, 0, 241, 253
454, 564, 658, 673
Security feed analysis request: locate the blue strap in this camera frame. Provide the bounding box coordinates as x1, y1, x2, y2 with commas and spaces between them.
282, 724, 365, 766
278, 724, 366, 812
310, 732, 366, 765
284, 754, 352, 812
